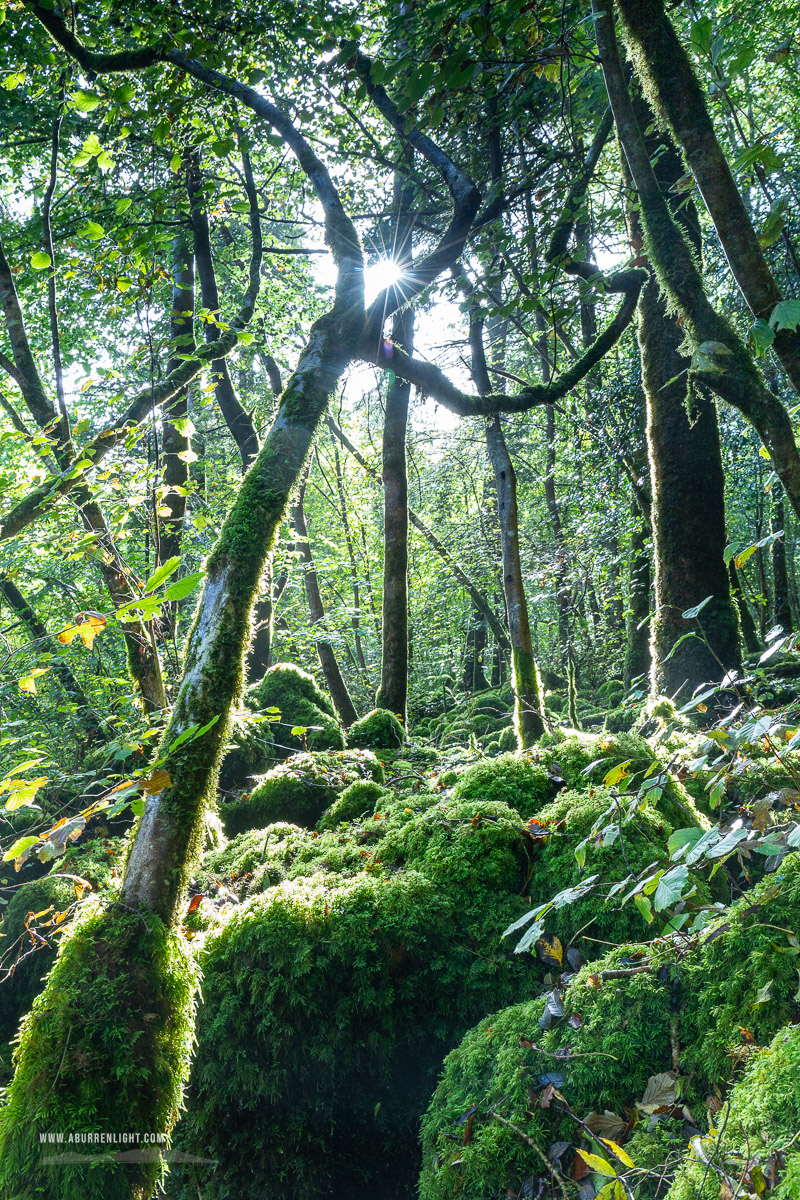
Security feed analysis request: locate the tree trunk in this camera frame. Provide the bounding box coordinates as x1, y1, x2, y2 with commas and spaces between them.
188, 157, 260, 469
484, 414, 545, 745
462, 609, 490, 692
592, 0, 800, 521
771, 488, 793, 633
159, 227, 195, 567
376, 159, 414, 721
640, 274, 741, 694
728, 559, 761, 655
376, 306, 413, 720
624, 503, 652, 687
616, 0, 800, 393
292, 476, 358, 726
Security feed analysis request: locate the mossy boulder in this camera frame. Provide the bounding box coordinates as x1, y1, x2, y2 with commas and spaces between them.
666, 1021, 800, 1200
221, 749, 384, 835
317, 779, 390, 830
218, 708, 277, 790
348, 707, 405, 749
0, 837, 125, 1046
246, 663, 345, 756
168, 869, 539, 1200
419, 853, 800, 1200
451, 752, 560, 818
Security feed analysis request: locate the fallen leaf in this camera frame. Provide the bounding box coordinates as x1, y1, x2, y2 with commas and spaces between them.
638, 1071, 677, 1113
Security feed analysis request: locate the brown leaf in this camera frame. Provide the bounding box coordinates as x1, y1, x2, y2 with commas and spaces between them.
187, 894, 203, 914
570, 1152, 590, 1181
569, 1012, 583, 1030
585, 1110, 627, 1140
539, 1083, 555, 1108
639, 1071, 677, 1113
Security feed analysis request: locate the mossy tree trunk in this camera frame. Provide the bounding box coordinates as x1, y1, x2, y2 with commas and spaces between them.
292, 473, 359, 727
462, 609, 490, 692
592, 0, 800, 522
624, 501, 652, 687
376, 166, 415, 723
616, 0, 800, 394
628, 111, 741, 694
729, 559, 761, 655
771, 488, 793, 633
484, 413, 545, 746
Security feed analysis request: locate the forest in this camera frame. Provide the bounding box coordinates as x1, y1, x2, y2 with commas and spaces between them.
0, 0, 800, 1197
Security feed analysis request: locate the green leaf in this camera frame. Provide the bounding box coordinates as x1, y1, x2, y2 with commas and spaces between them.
145, 556, 181, 594
2, 835, 38, 863
406, 62, 437, 102
170, 150, 182, 173
78, 221, 105, 241
163, 572, 203, 602
236, 330, 254, 345
30, 251, 52, 270
653, 864, 689, 911
290, 725, 308, 737
770, 299, 800, 332
71, 88, 100, 112
82, 132, 103, 156
115, 197, 132, 214
690, 16, 713, 55
681, 596, 712, 619
748, 318, 775, 356
634, 892, 654, 923
96, 151, 115, 174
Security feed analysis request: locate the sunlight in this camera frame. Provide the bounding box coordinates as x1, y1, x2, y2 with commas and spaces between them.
364, 257, 404, 304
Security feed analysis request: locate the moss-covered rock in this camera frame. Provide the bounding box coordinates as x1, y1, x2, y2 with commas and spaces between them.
0, 902, 198, 1200
348, 707, 405, 749
451, 752, 559, 818
218, 708, 278, 790
221, 749, 384, 835
666, 1021, 800, 1200
419, 853, 800, 1200
0, 837, 124, 1047
317, 779, 390, 830
168, 869, 539, 1200
245, 663, 345, 756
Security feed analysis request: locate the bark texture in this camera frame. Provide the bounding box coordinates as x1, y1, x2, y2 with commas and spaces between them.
293, 477, 358, 727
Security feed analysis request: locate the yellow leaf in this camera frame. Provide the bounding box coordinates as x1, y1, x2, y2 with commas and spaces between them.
58, 610, 107, 648
577, 1150, 617, 1178
600, 1138, 635, 1169
140, 768, 171, 795
18, 667, 50, 694
603, 760, 631, 788
2, 776, 49, 809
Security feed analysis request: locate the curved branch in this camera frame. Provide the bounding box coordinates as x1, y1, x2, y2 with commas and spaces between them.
352, 50, 481, 339
358, 269, 644, 416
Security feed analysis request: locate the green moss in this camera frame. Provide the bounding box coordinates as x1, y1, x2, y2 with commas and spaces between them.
245, 662, 345, 755
0, 837, 125, 1046
536, 731, 707, 829
348, 707, 405, 749
168, 869, 538, 1200
531, 787, 676, 946
0, 902, 198, 1200
248, 661, 336, 718
420, 854, 800, 1200
317, 779, 390, 830
667, 1021, 800, 1200
221, 749, 385, 835
218, 708, 278, 790
496, 725, 518, 752
451, 753, 559, 818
